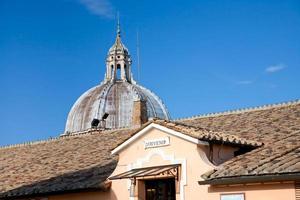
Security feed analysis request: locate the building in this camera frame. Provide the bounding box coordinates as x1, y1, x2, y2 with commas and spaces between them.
0, 24, 299, 200
65, 22, 169, 133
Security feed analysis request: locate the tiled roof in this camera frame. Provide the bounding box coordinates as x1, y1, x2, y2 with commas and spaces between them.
0, 119, 262, 198
1, 100, 299, 196
153, 120, 262, 147
178, 100, 300, 183
0, 128, 138, 198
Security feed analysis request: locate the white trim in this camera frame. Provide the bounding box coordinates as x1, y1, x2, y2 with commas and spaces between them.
127, 149, 187, 200
111, 123, 208, 155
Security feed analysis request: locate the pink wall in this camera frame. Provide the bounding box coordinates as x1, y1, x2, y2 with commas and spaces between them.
23, 181, 296, 200
48, 191, 115, 200
108, 124, 296, 200
208, 182, 295, 200
109, 124, 235, 199
15, 125, 296, 200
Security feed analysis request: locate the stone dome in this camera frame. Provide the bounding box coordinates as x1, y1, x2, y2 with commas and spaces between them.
64, 23, 170, 134
65, 81, 169, 133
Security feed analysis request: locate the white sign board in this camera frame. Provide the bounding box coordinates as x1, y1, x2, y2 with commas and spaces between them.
221, 194, 245, 200
144, 137, 170, 149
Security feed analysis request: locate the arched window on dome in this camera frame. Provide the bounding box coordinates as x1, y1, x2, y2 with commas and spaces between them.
110, 65, 114, 78
116, 64, 121, 80
124, 64, 128, 79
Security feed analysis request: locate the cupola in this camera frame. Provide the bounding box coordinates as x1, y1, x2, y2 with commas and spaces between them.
64, 21, 170, 134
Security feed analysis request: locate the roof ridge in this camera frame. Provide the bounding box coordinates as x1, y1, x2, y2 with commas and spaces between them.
0, 136, 62, 150
175, 99, 300, 121
0, 129, 105, 150
63, 126, 131, 136
0, 126, 138, 150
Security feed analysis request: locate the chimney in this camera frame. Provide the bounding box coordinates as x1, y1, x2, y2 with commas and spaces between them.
132, 100, 148, 127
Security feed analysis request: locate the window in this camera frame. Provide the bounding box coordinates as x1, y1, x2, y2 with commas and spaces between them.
110, 65, 114, 76
124, 64, 127, 77
116, 64, 121, 79
220, 193, 245, 200
145, 178, 175, 200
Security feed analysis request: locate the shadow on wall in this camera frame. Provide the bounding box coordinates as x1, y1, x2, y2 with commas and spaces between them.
0, 160, 118, 199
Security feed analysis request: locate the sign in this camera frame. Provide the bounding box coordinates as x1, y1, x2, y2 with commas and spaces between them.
221, 194, 245, 200
144, 137, 170, 149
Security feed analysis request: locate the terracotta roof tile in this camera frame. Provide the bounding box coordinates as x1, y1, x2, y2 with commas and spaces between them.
0, 128, 138, 198
178, 100, 300, 181
1, 100, 300, 195
153, 120, 262, 147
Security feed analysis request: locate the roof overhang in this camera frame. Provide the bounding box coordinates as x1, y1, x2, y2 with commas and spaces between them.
198, 173, 300, 185
111, 123, 208, 155
0, 181, 112, 199
109, 164, 180, 180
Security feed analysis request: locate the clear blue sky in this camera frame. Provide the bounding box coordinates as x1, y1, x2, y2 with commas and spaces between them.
0, 0, 299, 146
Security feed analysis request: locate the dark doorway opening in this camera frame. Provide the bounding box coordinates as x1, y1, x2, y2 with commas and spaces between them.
145, 178, 176, 200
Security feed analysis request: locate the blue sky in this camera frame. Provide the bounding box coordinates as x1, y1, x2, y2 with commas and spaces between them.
0, 0, 299, 146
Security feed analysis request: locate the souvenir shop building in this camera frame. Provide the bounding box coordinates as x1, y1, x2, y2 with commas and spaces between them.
0, 25, 299, 200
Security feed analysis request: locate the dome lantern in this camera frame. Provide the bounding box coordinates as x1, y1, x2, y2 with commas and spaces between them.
105, 20, 132, 83
64, 21, 170, 134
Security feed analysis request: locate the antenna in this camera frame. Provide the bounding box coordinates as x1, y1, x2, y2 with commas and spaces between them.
136, 29, 141, 82
117, 12, 120, 36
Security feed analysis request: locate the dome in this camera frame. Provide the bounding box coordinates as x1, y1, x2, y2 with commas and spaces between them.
64, 23, 170, 134
65, 81, 169, 133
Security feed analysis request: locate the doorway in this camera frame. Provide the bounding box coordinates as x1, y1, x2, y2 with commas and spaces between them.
145, 178, 176, 200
